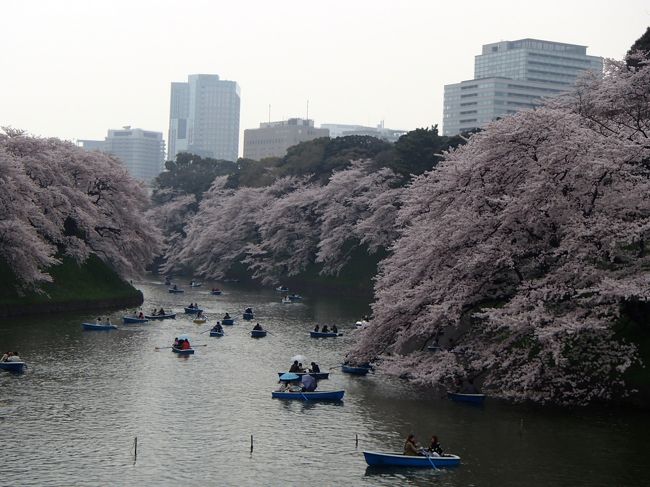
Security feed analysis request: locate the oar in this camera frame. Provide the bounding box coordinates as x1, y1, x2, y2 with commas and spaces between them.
154, 346, 173, 351
423, 450, 439, 471
200, 328, 213, 334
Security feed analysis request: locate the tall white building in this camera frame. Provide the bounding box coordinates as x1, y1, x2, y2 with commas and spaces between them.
443, 39, 603, 136
168, 74, 241, 162
320, 122, 406, 143
78, 127, 165, 183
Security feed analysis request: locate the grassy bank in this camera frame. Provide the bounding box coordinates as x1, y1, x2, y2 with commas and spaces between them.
0, 255, 142, 317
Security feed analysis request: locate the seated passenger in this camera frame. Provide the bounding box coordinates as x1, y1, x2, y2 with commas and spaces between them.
332, 325, 338, 333
428, 435, 444, 456
181, 339, 191, 350
223, 313, 231, 320
158, 308, 165, 316
1, 351, 11, 362
310, 362, 321, 373
314, 325, 320, 332
173, 337, 179, 348
253, 323, 263, 331
6, 352, 21, 362
244, 307, 253, 314
322, 325, 329, 333
298, 362, 305, 373
96, 317, 102, 324
403, 434, 421, 456
213, 323, 223, 332
138, 311, 144, 319
289, 360, 300, 373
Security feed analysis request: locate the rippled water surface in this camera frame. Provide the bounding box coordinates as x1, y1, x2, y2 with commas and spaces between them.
2, 280, 649, 486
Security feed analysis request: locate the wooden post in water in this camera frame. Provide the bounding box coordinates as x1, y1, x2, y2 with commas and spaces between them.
134, 436, 138, 463
250, 434, 254, 453
355, 433, 358, 448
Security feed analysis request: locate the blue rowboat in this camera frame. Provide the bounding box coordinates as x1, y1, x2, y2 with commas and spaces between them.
310, 331, 341, 338
363, 451, 461, 468
271, 390, 344, 401
448, 392, 486, 404
0, 361, 26, 373
209, 331, 225, 337
210, 290, 222, 295
144, 313, 176, 320
288, 294, 303, 301
172, 346, 195, 355
184, 307, 203, 314
82, 322, 117, 331
276, 286, 289, 292
277, 371, 330, 380
122, 316, 148, 324
222, 318, 235, 325
243, 312, 254, 320
342, 364, 371, 375
251, 329, 267, 338
168, 288, 184, 293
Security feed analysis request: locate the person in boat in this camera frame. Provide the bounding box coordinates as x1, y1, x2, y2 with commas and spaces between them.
181, 339, 191, 350
310, 362, 321, 373
404, 434, 421, 456
253, 323, 263, 331
298, 362, 305, 373
289, 360, 301, 373
321, 325, 329, 333
158, 308, 166, 316
212, 323, 223, 333
1, 351, 11, 362
301, 374, 317, 392
461, 379, 479, 394
173, 337, 179, 348
197, 311, 204, 319
138, 311, 145, 319
173, 284, 178, 290
244, 307, 253, 314
6, 352, 21, 362
106, 317, 112, 325
428, 435, 444, 456
332, 325, 338, 334
96, 317, 102, 324
314, 325, 320, 332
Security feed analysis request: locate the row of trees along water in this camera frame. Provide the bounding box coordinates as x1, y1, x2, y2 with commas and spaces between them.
3, 31, 648, 407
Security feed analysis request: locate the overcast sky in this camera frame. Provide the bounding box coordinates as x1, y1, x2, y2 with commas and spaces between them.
1, 0, 648, 155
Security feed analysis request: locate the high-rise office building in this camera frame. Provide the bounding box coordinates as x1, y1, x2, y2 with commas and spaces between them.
243, 118, 329, 160
168, 74, 241, 161
78, 127, 165, 183
443, 39, 603, 136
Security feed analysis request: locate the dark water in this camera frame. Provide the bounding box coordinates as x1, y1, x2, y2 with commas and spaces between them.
1, 280, 648, 486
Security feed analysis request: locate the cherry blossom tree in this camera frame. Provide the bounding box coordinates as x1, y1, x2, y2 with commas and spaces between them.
348, 58, 650, 405
0, 129, 159, 289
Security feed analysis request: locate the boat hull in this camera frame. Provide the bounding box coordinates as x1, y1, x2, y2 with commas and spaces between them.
168, 289, 184, 293
272, 390, 344, 401
210, 290, 222, 295
209, 331, 224, 337
172, 347, 195, 355
363, 451, 461, 467
82, 323, 117, 331
122, 316, 148, 324
144, 313, 176, 320
277, 371, 329, 380
448, 392, 485, 404
310, 331, 341, 338
242, 312, 254, 320
342, 365, 371, 375
193, 319, 207, 324
251, 330, 267, 338
184, 307, 203, 314
0, 361, 26, 372
222, 318, 235, 325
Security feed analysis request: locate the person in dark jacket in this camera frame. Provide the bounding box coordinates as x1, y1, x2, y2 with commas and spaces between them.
289, 360, 300, 373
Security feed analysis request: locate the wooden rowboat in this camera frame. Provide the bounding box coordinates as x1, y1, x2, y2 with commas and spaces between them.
172, 346, 194, 355
363, 451, 461, 467
0, 361, 26, 373
271, 390, 344, 401
342, 364, 371, 375
193, 318, 207, 324
277, 371, 329, 380
144, 313, 176, 320
310, 331, 341, 338
122, 316, 148, 324
447, 392, 485, 404
82, 322, 117, 331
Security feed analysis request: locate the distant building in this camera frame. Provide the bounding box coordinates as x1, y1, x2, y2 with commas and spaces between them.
443, 38, 603, 136
320, 122, 406, 143
168, 74, 241, 162
78, 126, 165, 183
243, 118, 329, 160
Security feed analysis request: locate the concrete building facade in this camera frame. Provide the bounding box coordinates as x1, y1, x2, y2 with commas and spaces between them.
320, 122, 406, 143
79, 127, 166, 183
443, 39, 603, 135
243, 118, 329, 160
168, 74, 241, 161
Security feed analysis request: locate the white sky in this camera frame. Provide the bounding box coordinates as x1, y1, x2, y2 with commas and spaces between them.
1, 0, 648, 156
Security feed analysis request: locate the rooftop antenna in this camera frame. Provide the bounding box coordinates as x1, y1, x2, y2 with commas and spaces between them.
268, 104, 271, 124
306, 100, 309, 121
